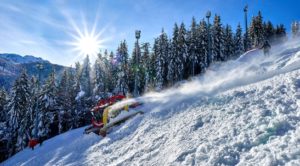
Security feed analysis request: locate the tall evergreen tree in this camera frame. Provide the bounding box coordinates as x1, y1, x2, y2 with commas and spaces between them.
178, 23, 188, 80
155, 29, 169, 89
140, 42, 151, 93
153, 38, 162, 90
0, 87, 8, 161
168, 25, 179, 85
78, 56, 93, 125
148, 46, 157, 91
7, 71, 32, 153
100, 50, 112, 94
187, 17, 198, 76
131, 38, 143, 95
153, 29, 169, 90
116, 41, 129, 94
38, 71, 58, 138
197, 20, 208, 73
212, 15, 225, 61
80, 56, 93, 98
104, 51, 118, 93
29, 76, 39, 138
167, 39, 176, 86
249, 11, 265, 47
234, 23, 244, 56
93, 51, 106, 98
57, 70, 73, 133
67, 68, 79, 129
223, 24, 234, 60
0, 88, 7, 122
243, 31, 251, 52
73, 61, 83, 122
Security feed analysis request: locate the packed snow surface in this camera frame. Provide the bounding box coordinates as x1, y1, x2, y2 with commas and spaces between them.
3, 39, 300, 166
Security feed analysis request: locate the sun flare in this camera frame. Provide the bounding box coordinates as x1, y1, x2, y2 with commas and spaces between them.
76, 34, 101, 56
68, 17, 107, 60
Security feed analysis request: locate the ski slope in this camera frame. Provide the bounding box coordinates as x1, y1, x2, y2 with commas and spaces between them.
3, 39, 300, 166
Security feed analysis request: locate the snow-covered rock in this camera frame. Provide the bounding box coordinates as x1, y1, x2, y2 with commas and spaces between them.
3, 39, 300, 166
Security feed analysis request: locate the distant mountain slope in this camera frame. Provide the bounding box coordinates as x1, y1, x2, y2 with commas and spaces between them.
0, 54, 48, 64
0, 54, 69, 89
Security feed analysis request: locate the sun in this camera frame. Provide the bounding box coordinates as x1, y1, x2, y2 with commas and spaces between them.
65, 11, 112, 62
75, 34, 102, 56
67, 18, 106, 59
68, 29, 103, 60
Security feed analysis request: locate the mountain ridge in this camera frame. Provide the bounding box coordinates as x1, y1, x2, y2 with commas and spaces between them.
0, 53, 69, 90
0, 53, 49, 64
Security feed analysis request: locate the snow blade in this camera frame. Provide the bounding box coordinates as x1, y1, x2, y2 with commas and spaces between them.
100, 110, 144, 137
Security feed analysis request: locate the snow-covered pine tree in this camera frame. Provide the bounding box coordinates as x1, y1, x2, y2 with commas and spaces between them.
100, 50, 110, 96
233, 23, 244, 57
223, 24, 234, 60
167, 38, 175, 86
140, 42, 151, 93
167, 24, 179, 86
7, 71, 32, 153
80, 56, 93, 98
67, 68, 79, 129
0, 88, 7, 122
0, 87, 8, 161
75, 62, 82, 81
108, 51, 118, 93
148, 44, 158, 91
130, 44, 136, 93
187, 17, 198, 76
249, 11, 265, 47
73, 62, 84, 127
57, 69, 73, 133
116, 41, 129, 94
154, 29, 169, 90
78, 56, 94, 125
197, 20, 208, 73
131, 38, 143, 95
153, 37, 163, 90
38, 71, 58, 138
178, 23, 188, 80
243, 30, 251, 52
212, 15, 225, 61
28, 76, 39, 138
93, 51, 106, 98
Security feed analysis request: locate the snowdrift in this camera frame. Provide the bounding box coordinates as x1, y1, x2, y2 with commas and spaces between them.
3, 39, 300, 166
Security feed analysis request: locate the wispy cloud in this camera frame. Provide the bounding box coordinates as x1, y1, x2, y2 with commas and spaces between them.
0, 0, 116, 66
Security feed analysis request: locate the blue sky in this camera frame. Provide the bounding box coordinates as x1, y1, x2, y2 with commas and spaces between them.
0, 0, 299, 66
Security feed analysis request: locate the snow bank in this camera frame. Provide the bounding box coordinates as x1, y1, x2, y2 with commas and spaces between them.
3, 127, 100, 166
3, 39, 300, 166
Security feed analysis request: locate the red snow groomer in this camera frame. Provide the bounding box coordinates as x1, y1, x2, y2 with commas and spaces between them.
90, 94, 126, 128
84, 94, 143, 137
84, 94, 126, 135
